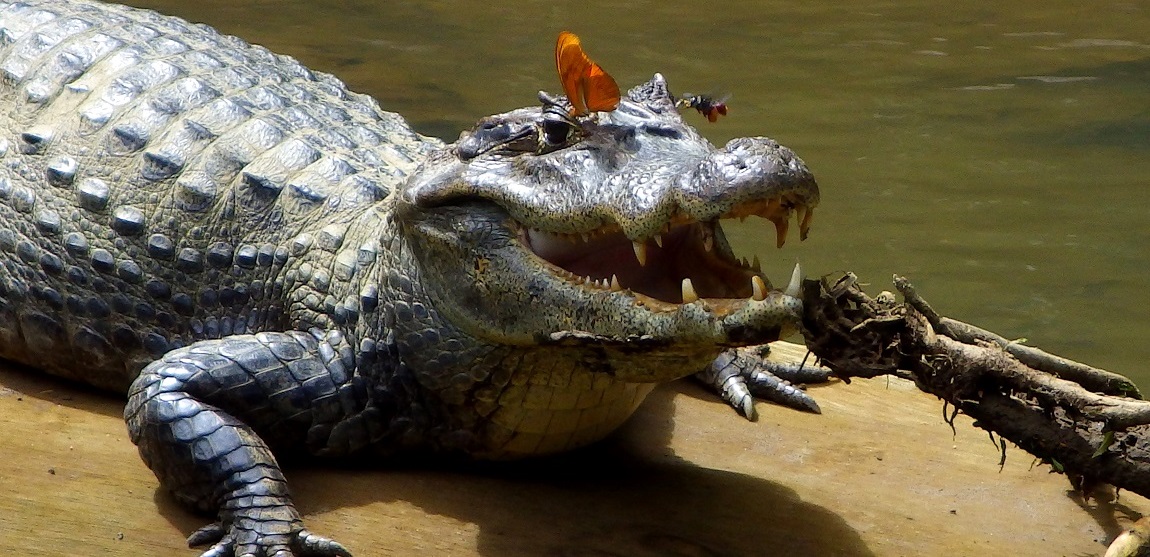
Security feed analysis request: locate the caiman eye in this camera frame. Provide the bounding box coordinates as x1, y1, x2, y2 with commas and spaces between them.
457, 119, 537, 159
541, 118, 572, 146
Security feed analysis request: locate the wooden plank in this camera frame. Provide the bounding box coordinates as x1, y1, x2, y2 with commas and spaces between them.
1, 343, 1141, 556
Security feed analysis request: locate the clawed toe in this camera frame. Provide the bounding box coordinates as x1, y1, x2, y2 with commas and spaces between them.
699, 345, 831, 420
295, 530, 353, 557
186, 522, 352, 557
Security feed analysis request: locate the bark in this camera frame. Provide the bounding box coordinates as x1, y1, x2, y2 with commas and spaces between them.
799, 273, 1150, 499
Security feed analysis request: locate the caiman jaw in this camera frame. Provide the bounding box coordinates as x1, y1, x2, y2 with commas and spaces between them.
515, 192, 814, 311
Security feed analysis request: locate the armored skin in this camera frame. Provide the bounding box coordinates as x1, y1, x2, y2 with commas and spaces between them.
0, 1, 820, 555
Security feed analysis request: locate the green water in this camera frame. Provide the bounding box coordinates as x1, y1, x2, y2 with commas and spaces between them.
127, 0, 1150, 387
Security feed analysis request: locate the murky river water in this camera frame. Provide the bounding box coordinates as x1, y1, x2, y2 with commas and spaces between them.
126, 0, 1150, 387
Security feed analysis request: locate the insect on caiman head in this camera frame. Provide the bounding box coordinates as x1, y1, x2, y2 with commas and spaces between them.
395, 73, 819, 381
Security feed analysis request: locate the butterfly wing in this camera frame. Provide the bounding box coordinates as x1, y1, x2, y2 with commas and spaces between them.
581, 60, 620, 112
555, 31, 591, 114
555, 31, 619, 115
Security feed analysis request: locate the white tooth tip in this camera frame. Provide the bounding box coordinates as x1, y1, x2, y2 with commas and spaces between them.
610, 274, 621, 292
632, 241, 648, 266
699, 226, 715, 252
751, 275, 767, 301
653, 234, 663, 248
681, 278, 699, 304
785, 262, 802, 298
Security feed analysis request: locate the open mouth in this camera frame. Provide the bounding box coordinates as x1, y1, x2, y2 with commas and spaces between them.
517, 195, 814, 308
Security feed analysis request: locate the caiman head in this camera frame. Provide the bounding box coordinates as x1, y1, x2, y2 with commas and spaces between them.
394, 74, 819, 386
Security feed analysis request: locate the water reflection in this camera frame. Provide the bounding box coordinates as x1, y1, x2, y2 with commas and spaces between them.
126, 0, 1149, 386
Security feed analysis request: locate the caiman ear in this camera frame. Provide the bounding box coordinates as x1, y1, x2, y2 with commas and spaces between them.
625, 73, 677, 114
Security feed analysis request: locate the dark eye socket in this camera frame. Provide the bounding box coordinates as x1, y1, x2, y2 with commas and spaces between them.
478, 122, 510, 141
542, 118, 572, 146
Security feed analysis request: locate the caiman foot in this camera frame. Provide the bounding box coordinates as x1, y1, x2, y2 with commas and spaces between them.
188, 517, 351, 557
697, 345, 831, 420
125, 331, 364, 557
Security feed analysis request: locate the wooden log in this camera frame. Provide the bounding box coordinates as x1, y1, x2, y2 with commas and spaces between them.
1, 344, 1145, 556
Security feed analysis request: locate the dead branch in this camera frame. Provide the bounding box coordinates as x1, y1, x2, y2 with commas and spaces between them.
799, 273, 1150, 500
894, 275, 1142, 399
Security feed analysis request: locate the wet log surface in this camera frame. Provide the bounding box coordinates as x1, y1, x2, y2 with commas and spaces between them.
3, 341, 1148, 556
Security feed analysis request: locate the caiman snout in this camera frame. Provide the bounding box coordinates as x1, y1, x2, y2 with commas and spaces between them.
400, 73, 819, 350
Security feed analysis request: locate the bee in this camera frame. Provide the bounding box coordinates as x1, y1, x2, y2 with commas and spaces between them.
677, 93, 729, 122
555, 31, 620, 116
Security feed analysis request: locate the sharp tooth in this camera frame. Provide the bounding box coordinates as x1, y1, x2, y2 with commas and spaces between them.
610, 274, 621, 291
633, 241, 648, 266
653, 234, 663, 248
763, 198, 781, 217
799, 207, 814, 241
785, 262, 802, 298
751, 275, 767, 301
681, 278, 699, 304
581, 233, 590, 242
772, 217, 789, 248
752, 255, 762, 272
701, 226, 714, 252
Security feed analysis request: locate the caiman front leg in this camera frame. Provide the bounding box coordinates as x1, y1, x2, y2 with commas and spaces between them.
697, 345, 831, 420
125, 329, 368, 557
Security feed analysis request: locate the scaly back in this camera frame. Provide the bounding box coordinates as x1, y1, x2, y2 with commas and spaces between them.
0, 0, 437, 389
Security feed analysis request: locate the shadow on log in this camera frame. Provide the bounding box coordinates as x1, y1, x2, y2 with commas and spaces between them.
799, 273, 1150, 504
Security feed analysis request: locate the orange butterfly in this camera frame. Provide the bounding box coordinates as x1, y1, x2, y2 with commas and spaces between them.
555, 31, 620, 116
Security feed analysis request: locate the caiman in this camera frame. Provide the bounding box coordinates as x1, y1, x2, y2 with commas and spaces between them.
0, 1, 821, 555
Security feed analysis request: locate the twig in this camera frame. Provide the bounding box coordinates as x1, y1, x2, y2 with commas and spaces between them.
926, 331, 1150, 430
892, 275, 1140, 399
892, 275, 942, 330
799, 272, 1150, 500
941, 317, 1140, 399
